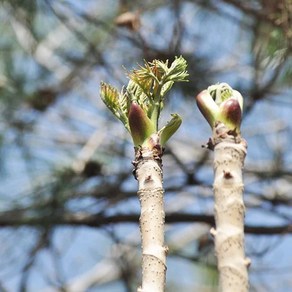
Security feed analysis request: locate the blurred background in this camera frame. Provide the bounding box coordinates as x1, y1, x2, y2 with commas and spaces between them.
0, 0, 291, 291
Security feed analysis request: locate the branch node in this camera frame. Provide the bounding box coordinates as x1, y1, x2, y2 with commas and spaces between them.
202, 138, 215, 150
223, 170, 233, 179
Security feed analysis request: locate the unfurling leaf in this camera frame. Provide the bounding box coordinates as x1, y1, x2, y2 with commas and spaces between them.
100, 82, 120, 116
128, 102, 155, 146
164, 56, 189, 82
100, 82, 130, 130
126, 80, 151, 113
158, 114, 182, 145
161, 81, 174, 97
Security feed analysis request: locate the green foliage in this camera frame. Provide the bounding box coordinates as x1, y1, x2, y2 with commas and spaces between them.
127, 56, 188, 123
158, 114, 182, 146
207, 83, 243, 111
164, 56, 189, 82
208, 83, 233, 105
100, 56, 188, 146
100, 82, 130, 131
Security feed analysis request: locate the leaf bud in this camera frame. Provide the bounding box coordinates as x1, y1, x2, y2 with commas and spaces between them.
128, 102, 155, 146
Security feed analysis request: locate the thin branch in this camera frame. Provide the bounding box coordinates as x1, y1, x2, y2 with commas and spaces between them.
0, 211, 290, 235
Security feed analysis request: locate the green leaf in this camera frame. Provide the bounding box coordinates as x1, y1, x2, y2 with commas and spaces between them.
128, 69, 154, 97
161, 81, 174, 97
100, 82, 130, 130
208, 83, 233, 105
164, 56, 189, 82
100, 82, 120, 116
119, 87, 130, 119
158, 113, 182, 145
126, 80, 150, 110
152, 60, 169, 78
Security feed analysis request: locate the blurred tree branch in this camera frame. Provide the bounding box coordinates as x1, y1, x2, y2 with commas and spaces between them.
0, 210, 290, 235
0, 0, 291, 290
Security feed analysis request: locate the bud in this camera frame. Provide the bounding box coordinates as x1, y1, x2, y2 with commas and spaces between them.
195, 89, 219, 128
196, 83, 243, 132
128, 102, 155, 146
218, 98, 242, 131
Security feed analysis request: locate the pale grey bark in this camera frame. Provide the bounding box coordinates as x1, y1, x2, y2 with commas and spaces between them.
209, 122, 250, 292
134, 139, 167, 292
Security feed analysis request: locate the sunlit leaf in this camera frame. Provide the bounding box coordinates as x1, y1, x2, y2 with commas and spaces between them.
161, 81, 174, 97
100, 82, 120, 117
158, 113, 182, 145
100, 82, 130, 130
164, 56, 189, 82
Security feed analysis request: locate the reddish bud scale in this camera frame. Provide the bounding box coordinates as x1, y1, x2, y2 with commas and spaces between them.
128, 102, 155, 146
219, 99, 242, 130
196, 90, 217, 127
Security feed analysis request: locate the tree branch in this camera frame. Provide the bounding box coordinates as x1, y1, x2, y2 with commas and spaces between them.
0, 211, 290, 235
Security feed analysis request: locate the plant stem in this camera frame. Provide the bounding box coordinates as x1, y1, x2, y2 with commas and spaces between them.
133, 134, 167, 292
209, 122, 250, 292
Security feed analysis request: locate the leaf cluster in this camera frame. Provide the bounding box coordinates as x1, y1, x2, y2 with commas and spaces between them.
100, 56, 188, 146
126, 56, 188, 123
